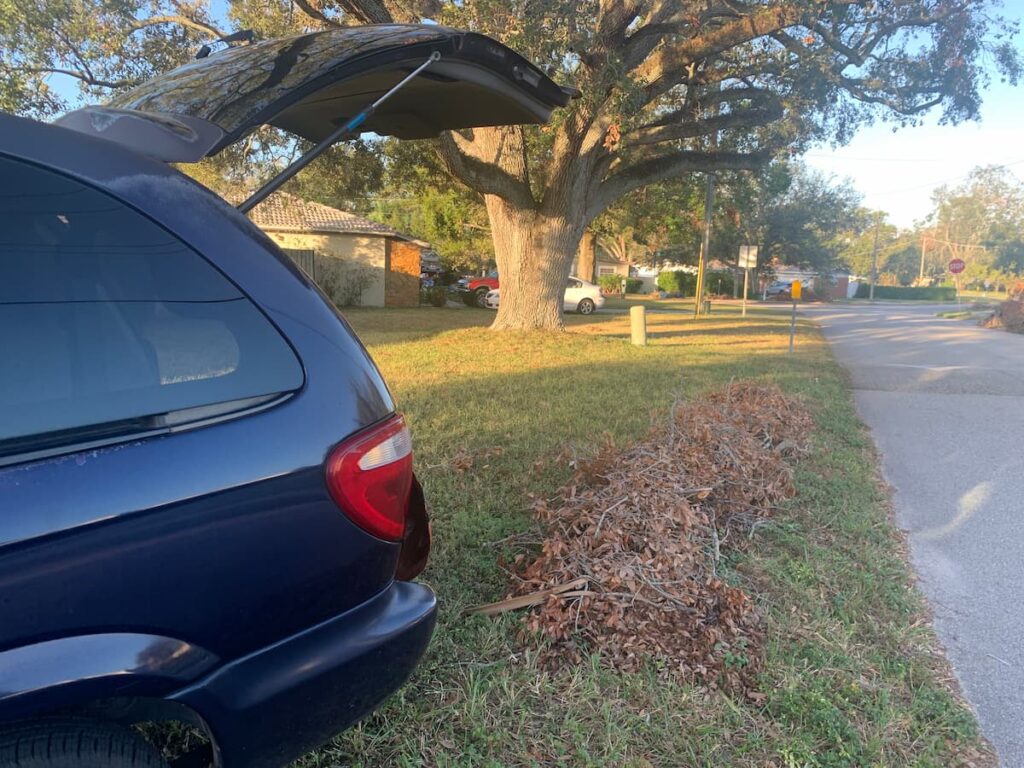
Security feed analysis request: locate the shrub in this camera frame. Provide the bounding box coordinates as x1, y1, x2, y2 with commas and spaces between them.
853, 284, 956, 300
318, 265, 376, 307
706, 271, 735, 296
597, 275, 644, 294
656, 270, 698, 295
420, 285, 448, 307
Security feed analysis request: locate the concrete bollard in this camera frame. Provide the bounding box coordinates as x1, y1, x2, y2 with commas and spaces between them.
630, 305, 647, 346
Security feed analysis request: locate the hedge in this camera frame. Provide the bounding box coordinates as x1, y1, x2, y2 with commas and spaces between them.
656, 271, 697, 295
656, 270, 735, 296
598, 275, 644, 293
705, 272, 735, 296
853, 284, 956, 300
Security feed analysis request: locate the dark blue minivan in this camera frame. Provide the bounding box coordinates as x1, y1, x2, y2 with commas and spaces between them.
0, 25, 568, 768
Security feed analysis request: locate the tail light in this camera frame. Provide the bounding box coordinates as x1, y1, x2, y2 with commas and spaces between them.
326, 414, 413, 541
397, 475, 431, 580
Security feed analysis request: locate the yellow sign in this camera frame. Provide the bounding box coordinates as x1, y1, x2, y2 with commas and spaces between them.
791, 280, 802, 301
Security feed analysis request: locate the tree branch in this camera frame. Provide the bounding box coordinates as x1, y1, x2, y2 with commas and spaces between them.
436, 132, 536, 210
589, 149, 770, 221
640, 4, 809, 98
292, 0, 346, 27
6, 65, 135, 89
625, 96, 784, 147
129, 14, 226, 39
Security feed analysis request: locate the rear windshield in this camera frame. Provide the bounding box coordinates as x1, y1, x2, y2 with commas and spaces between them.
0, 155, 303, 456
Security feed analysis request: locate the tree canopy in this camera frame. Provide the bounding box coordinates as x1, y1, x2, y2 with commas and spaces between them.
3, 0, 1019, 326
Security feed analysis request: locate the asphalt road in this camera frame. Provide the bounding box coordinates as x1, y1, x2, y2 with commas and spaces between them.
808, 302, 1024, 766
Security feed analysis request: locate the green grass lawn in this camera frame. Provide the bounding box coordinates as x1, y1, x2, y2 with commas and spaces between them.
296, 306, 988, 767
601, 295, 697, 311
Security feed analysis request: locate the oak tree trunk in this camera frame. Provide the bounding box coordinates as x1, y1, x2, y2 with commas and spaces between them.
486, 196, 583, 331
577, 231, 596, 284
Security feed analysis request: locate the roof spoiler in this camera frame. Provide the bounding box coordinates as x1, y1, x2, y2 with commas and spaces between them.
54, 108, 225, 163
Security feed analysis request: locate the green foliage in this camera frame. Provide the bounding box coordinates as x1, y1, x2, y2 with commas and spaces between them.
597, 275, 643, 293
285, 139, 386, 214
922, 166, 1024, 284
760, 164, 864, 271
594, 180, 704, 264
420, 285, 448, 307
705, 271, 735, 296
371, 139, 493, 272
318, 265, 375, 307
656, 271, 697, 295
853, 285, 956, 301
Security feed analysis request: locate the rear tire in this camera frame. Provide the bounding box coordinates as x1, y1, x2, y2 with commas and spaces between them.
474, 287, 491, 308
0, 720, 169, 768
577, 298, 596, 315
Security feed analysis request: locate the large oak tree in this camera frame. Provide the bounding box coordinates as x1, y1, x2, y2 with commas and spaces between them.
4, 0, 1017, 328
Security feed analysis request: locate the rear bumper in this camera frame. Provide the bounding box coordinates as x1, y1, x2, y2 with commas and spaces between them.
171, 581, 436, 768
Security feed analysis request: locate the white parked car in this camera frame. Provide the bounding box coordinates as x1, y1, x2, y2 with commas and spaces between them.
484, 276, 606, 314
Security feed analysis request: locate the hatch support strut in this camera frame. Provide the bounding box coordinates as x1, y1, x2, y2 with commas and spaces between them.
238, 51, 442, 214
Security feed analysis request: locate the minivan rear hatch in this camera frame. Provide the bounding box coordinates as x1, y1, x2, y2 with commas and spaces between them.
58, 24, 573, 161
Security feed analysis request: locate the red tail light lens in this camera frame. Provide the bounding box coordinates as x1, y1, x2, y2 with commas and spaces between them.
325, 414, 413, 541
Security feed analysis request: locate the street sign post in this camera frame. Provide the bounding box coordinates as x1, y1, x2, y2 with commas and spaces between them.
789, 280, 801, 354
949, 258, 966, 304
738, 246, 757, 317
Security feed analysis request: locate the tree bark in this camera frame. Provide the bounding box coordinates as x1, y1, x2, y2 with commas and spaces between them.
577, 231, 596, 283
487, 197, 583, 331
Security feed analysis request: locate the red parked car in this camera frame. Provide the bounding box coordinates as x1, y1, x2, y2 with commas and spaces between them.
455, 272, 499, 306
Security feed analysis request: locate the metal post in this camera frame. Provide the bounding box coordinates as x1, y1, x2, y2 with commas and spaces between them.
868, 215, 881, 302
919, 235, 928, 283
741, 268, 749, 317
238, 52, 441, 214
630, 306, 647, 346
789, 300, 797, 354
694, 173, 715, 318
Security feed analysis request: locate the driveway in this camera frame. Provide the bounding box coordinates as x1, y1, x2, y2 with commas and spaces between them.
808, 302, 1024, 766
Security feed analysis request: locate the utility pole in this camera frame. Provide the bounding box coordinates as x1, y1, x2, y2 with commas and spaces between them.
919, 234, 928, 283
694, 173, 715, 317
693, 81, 719, 319
868, 214, 882, 302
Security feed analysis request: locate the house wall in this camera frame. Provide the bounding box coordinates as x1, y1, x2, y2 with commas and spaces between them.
570, 256, 629, 280
385, 239, 422, 308
595, 259, 630, 278
266, 231, 386, 307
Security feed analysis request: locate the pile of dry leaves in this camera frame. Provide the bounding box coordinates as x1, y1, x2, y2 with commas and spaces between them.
497, 382, 813, 690
982, 298, 1024, 334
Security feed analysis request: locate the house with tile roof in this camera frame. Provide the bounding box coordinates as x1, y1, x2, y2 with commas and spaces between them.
228, 192, 426, 308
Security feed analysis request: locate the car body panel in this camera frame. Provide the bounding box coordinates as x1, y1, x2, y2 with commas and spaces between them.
172, 581, 436, 768
564, 278, 605, 312
0, 634, 219, 720
0, 113, 401, 663
88, 24, 573, 156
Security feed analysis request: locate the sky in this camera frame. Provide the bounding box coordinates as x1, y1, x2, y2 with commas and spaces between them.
805, 1, 1024, 229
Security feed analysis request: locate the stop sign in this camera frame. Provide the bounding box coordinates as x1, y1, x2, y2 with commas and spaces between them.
949, 258, 966, 274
